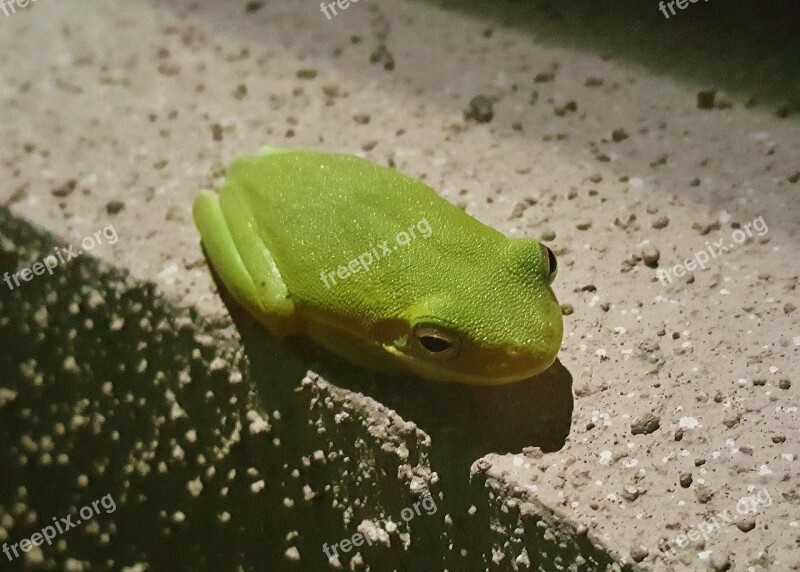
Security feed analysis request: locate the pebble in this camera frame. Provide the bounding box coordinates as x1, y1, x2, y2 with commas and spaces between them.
630, 413, 660, 435
641, 245, 660, 268
710, 552, 732, 571
621, 485, 641, 502
629, 545, 648, 562
652, 215, 670, 229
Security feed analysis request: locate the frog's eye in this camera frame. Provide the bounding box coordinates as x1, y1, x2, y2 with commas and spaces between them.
542, 245, 558, 285
412, 324, 461, 360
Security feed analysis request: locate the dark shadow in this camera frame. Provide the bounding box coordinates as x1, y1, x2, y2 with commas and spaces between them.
0, 210, 295, 571
424, 0, 800, 108
0, 209, 593, 571
222, 279, 579, 570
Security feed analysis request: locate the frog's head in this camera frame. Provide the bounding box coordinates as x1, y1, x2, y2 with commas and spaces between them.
379, 238, 563, 385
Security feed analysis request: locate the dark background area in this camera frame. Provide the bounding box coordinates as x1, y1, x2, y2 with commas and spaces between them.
426, 0, 800, 111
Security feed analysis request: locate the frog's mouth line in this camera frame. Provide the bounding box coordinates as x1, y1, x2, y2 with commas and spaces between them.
382, 344, 555, 385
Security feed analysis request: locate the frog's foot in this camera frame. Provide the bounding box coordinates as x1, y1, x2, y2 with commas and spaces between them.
193, 189, 298, 336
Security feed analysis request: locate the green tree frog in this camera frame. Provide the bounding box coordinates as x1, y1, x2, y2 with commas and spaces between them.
193, 147, 563, 385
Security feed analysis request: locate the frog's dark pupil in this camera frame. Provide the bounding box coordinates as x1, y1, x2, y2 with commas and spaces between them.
419, 336, 452, 353
546, 246, 557, 275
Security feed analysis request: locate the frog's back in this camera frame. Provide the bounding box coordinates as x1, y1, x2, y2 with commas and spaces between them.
222, 150, 505, 321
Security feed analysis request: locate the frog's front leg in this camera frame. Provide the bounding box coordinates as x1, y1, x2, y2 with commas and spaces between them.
193, 189, 299, 336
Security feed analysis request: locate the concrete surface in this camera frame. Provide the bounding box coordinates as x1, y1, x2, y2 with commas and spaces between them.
1, 0, 798, 570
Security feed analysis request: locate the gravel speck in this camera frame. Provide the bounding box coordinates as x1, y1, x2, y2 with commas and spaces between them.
369, 45, 395, 71
652, 216, 670, 229
245, 1, 265, 13
695, 485, 713, 504
296, 68, 318, 79
612, 128, 629, 142
722, 413, 741, 428
106, 200, 125, 215
52, 179, 77, 198
697, 89, 716, 109
464, 96, 495, 123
